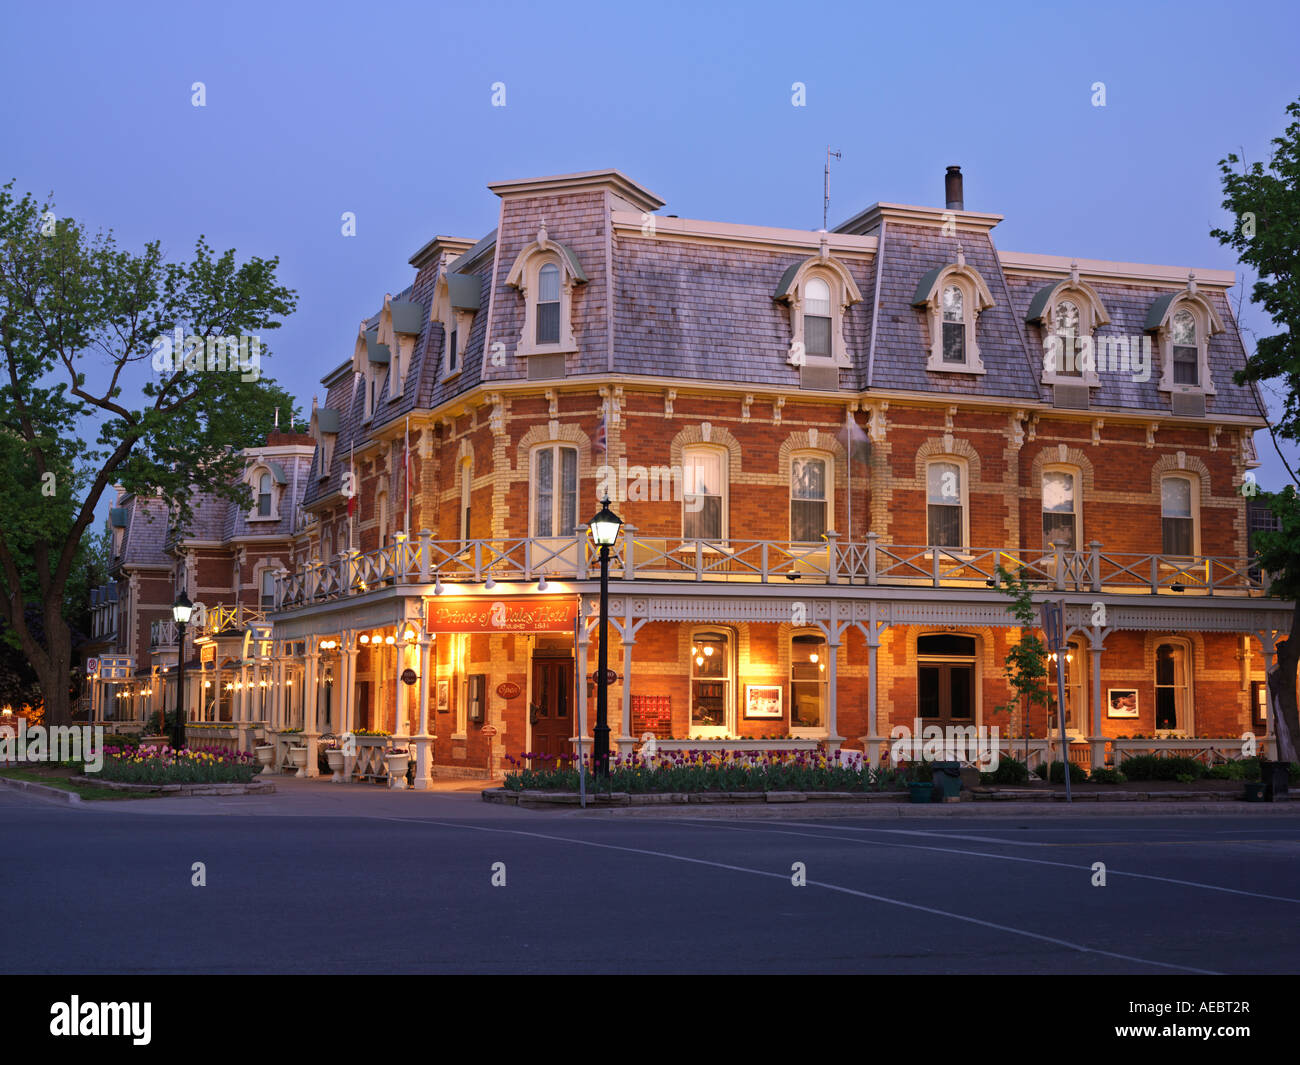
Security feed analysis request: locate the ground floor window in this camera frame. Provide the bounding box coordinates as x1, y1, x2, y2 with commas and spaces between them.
790, 631, 827, 730
1154, 640, 1191, 732
917, 633, 975, 724
1047, 639, 1086, 735
691, 630, 731, 733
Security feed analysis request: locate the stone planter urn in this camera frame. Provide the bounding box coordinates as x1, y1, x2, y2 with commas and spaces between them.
254, 744, 275, 775
325, 748, 345, 783
387, 751, 410, 789
288, 745, 308, 778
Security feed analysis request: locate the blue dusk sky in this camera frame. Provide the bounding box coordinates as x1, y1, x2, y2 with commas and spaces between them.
2, 0, 1297, 497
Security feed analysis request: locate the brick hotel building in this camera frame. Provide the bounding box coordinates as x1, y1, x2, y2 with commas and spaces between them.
85, 167, 1293, 785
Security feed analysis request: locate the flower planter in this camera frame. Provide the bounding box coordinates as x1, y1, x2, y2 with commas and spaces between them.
908, 781, 934, 804
254, 744, 275, 776
288, 746, 308, 778
325, 748, 345, 783
387, 752, 410, 789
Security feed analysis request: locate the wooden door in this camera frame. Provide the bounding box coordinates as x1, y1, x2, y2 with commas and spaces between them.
530, 658, 574, 763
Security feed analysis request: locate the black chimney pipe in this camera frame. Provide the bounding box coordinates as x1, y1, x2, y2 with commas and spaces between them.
945, 165, 964, 211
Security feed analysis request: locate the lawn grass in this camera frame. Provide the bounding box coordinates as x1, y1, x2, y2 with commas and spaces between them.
0, 764, 159, 801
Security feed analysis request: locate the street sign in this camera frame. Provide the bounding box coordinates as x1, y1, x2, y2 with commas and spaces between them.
1039, 601, 1064, 652
85, 658, 99, 678
401, 668, 418, 686
479, 724, 498, 736
588, 669, 618, 685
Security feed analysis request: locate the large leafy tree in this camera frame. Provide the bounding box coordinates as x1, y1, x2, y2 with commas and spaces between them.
1211, 98, 1300, 762
0, 182, 299, 725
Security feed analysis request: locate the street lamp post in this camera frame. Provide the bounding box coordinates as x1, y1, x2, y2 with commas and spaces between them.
586, 497, 624, 778
172, 592, 193, 752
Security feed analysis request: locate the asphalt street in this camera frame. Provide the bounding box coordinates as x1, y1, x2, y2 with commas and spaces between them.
2, 785, 1297, 974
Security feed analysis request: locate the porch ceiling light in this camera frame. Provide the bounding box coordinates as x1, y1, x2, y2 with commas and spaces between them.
359, 634, 370, 644
538, 576, 549, 592
587, 497, 623, 548
404, 628, 416, 641
385, 635, 396, 645
484, 575, 496, 590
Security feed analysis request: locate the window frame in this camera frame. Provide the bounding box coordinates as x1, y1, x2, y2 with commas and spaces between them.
917, 264, 991, 375
247, 465, 279, 521
789, 450, 833, 544
1041, 464, 1082, 551
1155, 294, 1220, 398
1153, 637, 1194, 736
681, 444, 729, 543
1159, 474, 1199, 557
789, 629, 829, 738
459, 457, 473, 547
689, 628, 734, 738
529, 443, 580, 539
925, 458, 968, 551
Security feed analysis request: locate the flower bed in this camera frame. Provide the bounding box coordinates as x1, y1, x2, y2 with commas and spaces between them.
504, 749, 901, 793
92, 744, 261, 785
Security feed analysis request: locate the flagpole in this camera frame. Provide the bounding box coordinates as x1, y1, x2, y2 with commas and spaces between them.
405, 415, 411, 538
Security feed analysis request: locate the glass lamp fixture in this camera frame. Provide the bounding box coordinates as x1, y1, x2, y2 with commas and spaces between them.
587, 497, 624, 548
172, 591, 193, 626
385, 635, 396, 646
359, 634, 370, 644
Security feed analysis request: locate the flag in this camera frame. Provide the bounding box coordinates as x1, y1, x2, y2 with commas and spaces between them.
838, 409, 871, 465
594, 411, 607, 454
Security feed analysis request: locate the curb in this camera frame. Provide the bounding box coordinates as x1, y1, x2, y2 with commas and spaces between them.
0, 774, 81, 805
69, 776, 276, 797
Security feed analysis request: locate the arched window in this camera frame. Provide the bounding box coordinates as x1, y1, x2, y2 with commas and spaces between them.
1042, 467, 1079, 549
1154, 640, 1192, 732
1161, 475, 1196, 556
790, 631, 828, 731
942, 285, 965, 363
690, 630, 731, 735
683, 447, 726, 541
532, 444, 578, 538
1171, 309, 1198, 386
917, 633, 976, 724
537, 262, 561, 345
803, 277, 832, 359
926, 460, 965, 548
1053, 299, 1081, 377
257, 472, 272, 517
790, 454, 830, 542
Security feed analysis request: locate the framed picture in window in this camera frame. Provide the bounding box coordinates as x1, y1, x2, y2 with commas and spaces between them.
436, 679, 450, 714
1107, 688, 1139, 718
744, 684, 782, 720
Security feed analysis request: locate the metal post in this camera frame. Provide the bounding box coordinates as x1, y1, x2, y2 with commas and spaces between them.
172, 622, 187, 751
595, 544, 611, 777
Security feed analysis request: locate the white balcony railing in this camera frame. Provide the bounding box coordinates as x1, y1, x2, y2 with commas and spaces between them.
274, 532, 1268, 609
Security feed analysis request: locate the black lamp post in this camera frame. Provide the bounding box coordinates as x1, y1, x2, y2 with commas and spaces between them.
172, 592, 193, 752
587, 496, 623, 777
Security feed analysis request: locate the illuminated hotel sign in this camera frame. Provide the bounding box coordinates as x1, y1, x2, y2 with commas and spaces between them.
426, 597, 578, 634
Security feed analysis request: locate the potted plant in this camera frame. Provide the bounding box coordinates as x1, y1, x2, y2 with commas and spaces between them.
387, 746, 410, 789
288, 744, 308, 777
253, 741, 275, 775
320, 736, 345, 783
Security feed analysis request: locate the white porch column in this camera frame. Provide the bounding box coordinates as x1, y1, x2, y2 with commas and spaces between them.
412, 635, 434, 789
575, 605, 591, 766
1087, 634, 1107, 769
825, 618, 846, 753
302, 641, 320, 777
858, 608, 888, 768
393, 638, 408, 740
341, 633, 358, 737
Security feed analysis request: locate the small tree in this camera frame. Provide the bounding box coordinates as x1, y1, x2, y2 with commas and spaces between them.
994, 565, 1053, 763
1211, 97, 1300, 761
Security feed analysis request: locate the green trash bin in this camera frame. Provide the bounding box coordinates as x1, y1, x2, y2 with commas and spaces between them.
931, 761, 962, 803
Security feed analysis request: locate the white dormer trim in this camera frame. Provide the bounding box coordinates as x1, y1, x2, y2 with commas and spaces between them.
1148, 278, 1225, 397
913, 250, 994, 375
1028, 265, 1111, 388
505, 222, 586, 359
432, 273, 476, 380
775, 245, 863, 369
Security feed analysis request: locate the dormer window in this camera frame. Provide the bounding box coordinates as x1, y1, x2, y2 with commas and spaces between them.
248, 463, 284, 520
1024, 268, 1110, 387
505, 224, 587, 363
1171, 310, 1198, 386
772, 250, 862, 370
435, 271, 480, 379
942, 285, 965, 363
1145, 280, 1224, 400
257, 473, 272, 517
912, 252, 993, 375
537, 263, 561, 344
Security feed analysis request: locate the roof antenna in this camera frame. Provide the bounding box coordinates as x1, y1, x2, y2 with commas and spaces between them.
823, 147, 841, 231
274, 406, 280, 429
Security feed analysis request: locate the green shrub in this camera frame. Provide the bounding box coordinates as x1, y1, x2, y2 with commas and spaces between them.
1041, 760, 1088, 784
1089, 767, 1126, 784
980, 757, 1029, 785
1118, 755, 1206, 781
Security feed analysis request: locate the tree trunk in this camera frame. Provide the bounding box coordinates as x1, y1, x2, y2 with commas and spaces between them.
1266, 603, 1300, 763
31, 612, 74, 727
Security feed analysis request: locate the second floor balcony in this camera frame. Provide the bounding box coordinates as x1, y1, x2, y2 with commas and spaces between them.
274, 530, 1271, 610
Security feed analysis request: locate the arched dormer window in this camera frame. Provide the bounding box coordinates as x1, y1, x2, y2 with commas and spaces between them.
433, 270, 481, 379
1024, 267, 1110, 387
1144, 278, 1224, 399
912, 251, 993, 375
248, 463, 284, 521
257, 472, 272, 517
773, 249, 862, 371
505, 223, 587, 362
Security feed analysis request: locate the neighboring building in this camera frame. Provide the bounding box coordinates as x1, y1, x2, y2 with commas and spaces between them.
83, 433, 314, 735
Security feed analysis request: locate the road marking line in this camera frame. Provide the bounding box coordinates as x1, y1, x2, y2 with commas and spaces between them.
685, 820, 1300, 905
370, 815, 1216, 974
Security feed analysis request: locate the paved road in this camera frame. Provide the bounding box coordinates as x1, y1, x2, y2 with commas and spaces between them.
2, 785, 1297, 973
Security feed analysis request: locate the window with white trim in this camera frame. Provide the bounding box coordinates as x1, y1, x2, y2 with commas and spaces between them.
1160, 475, 1197, 556
260, 570, 277, 610
537, 263, 561, 345
915, 259, 991, 374
376, 488, 390, 548
1170, 309, 1198, 386
1154, 639, 1192, 733
790, 454, 830, 542
683, 446, 726, 541
790, 631, 828, 731
531, 444, 578, 538
257, 472, 272, 517
942, 284, 966, 364
926, 460, 965, 549
1042, 467, 1080, 550
803, 277, 832, 359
